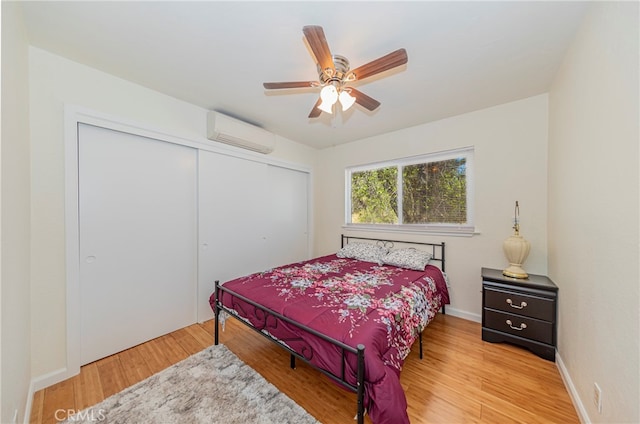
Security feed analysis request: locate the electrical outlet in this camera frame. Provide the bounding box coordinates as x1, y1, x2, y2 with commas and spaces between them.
593, 383, 602, 413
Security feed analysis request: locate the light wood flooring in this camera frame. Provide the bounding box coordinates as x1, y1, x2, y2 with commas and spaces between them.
30, 314, 579, 423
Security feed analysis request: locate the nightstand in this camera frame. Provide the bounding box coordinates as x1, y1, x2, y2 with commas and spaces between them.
481, 267, 558, 361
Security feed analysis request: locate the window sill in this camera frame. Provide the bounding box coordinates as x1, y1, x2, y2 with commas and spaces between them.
342, 224, 479, 237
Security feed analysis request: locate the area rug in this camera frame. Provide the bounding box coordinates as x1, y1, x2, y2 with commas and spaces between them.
64, 344, 320, 423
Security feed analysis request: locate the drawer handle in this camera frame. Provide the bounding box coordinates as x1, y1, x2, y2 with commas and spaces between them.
506, 319, 527, 331
506, 298, 527, 309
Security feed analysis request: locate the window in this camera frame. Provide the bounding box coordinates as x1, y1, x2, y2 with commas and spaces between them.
346, 147, 474, 235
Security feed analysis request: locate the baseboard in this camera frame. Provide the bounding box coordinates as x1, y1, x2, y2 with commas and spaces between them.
24, 367, 77, 423
556, 351, 589, 423
444, 306, 481, 323
30, 366, 74, 392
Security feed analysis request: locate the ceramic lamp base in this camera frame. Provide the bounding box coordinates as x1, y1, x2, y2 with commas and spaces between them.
503, 234, 531, 279
502, 265, 529, 279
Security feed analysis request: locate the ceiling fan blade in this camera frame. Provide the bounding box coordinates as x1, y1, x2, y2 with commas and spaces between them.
350, 48, 408, 81
263, 81, 317, 89
303, 25, 335, 71
348, 88, 381, 111
308, 97, 322, 118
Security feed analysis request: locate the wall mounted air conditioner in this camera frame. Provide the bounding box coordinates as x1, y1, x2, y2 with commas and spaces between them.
206, 111, 275, 154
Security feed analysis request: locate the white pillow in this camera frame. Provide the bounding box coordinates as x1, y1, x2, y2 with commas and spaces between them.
381, 248, 432, 271
336, 243, 389, 264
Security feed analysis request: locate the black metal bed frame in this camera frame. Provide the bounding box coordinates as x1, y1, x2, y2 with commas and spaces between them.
213, 235, 445, 424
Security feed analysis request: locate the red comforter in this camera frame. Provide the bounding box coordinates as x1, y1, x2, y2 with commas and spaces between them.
209, 254, 449, 424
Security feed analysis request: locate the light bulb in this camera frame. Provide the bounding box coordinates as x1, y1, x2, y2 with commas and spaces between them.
338, 90, 356, 111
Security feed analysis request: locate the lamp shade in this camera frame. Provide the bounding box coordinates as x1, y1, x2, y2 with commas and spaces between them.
338, 90, 356, 111
318, 85, 338, 114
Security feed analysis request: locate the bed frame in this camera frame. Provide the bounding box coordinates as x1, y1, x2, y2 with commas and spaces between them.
213, 235, 445, 424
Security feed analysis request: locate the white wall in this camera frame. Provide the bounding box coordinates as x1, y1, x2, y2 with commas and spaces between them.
18, 4, 639, 423
1, 2, 32, 422
548, 2, 639, 423
315, 94, 549, 320
28, 46, 317, 381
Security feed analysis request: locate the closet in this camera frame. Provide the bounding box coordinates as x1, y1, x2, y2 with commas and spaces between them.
78, 124, 198, 364
77, 123, 309, 365
197, 151, 309, 321
265, 165, 309, 267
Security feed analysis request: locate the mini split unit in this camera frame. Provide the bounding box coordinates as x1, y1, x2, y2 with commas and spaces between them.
206, 111, 276, 154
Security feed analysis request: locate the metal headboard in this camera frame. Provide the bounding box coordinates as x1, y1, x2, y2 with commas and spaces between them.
341, 234, 445, 272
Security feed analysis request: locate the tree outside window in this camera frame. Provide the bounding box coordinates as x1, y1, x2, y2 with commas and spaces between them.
347, 147, 473, 234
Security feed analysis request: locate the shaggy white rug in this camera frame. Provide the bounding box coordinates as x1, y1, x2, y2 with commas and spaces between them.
64, 344, 320, 423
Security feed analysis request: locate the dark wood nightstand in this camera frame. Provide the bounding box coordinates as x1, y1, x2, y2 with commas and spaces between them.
481, 267, 558, 361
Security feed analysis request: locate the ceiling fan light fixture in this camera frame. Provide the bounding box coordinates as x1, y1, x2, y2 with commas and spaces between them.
317, 100, 334, 114
318, 85, 338, 114
263, 26, 408, 117
338, 90, 356, 111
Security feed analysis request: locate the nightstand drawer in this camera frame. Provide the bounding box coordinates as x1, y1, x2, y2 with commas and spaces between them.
484, 309, 553, 344
484, 286, 555, 322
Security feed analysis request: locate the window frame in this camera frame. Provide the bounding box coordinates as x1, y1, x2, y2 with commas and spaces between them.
344, 146, 475, 236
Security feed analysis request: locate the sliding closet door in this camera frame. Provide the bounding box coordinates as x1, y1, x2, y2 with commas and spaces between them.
266, 165, 309, 267
197, 151, 269, 321
79, 124, 197, 365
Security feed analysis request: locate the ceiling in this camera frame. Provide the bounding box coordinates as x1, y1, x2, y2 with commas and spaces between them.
20, 1, 588, 150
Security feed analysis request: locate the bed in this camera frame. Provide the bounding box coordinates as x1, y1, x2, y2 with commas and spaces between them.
210, 235, 449, 424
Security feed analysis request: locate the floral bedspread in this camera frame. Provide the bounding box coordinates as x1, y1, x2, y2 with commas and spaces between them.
210, 254, 449, 424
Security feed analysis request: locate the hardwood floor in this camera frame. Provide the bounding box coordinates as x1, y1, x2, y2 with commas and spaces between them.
30, 314, 579, 424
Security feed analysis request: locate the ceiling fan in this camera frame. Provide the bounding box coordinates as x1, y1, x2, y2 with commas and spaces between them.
263, 25, 408, 118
